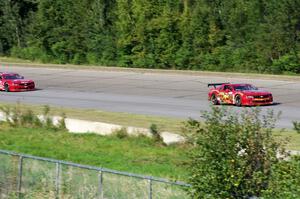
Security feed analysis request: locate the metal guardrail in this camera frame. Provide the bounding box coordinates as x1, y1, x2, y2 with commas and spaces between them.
0, 149, 191, 199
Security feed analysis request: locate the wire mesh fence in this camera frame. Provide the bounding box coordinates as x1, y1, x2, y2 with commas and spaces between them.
0, 149, 190, 199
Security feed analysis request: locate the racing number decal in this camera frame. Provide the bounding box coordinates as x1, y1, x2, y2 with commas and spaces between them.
219, 92, 233, 103
223, 93, 230, 100
218, 92, 225, 103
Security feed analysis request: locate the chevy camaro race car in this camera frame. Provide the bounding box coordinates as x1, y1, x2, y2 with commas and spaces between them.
0, 72, 35, 92
208, 83, 273, 106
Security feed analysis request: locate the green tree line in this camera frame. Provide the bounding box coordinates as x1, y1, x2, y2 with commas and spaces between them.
0, 0, 299, 74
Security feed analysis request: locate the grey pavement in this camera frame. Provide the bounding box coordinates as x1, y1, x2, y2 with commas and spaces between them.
0, 65, 299, 129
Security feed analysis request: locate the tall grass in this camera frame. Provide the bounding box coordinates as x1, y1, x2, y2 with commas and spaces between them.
0, 103, 66, 131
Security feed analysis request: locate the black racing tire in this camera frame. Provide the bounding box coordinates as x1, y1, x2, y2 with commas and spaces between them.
4, 84, 9, 92
211, 94, 219, 105
235, 95, 242, 106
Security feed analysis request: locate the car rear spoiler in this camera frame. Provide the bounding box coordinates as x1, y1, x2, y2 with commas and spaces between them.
207, 83, 230, 88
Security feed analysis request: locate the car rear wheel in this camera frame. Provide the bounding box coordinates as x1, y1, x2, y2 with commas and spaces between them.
235, 95, 242, 106
211, 94, 219, 105
4, 84, 9, 92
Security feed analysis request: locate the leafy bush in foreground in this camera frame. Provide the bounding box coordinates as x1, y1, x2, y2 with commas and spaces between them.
262, 156, 300, 198
184, 107, 289, 198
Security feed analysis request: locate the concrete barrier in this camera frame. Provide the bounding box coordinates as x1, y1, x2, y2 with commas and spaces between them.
62, 117, 185, 145
1, 112, 185, 145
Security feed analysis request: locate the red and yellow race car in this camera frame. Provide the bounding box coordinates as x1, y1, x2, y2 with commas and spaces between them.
0, 72, 35, 92
208, 83, 273, 106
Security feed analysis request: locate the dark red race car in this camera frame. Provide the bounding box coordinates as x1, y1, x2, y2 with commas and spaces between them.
208, 83, 273, 106
0, 72, 35, 92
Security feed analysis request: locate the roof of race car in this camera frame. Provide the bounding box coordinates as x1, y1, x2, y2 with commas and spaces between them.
208, 83, 253, 88
0, 72, 19, 75
225, 83, 252, 86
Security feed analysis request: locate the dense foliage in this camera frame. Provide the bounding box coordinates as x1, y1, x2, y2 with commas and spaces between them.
0, 0, 299, 73
262, 156, 300, 198
184, 107, 300, 198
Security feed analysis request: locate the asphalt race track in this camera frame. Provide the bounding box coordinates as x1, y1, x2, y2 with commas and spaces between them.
0, 65, 299, 129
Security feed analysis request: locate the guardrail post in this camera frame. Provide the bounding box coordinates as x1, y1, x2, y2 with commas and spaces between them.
55, 162, 61, 199
17, 156, 23, 199
148, 178, 152, 199
98, 170, 103, 199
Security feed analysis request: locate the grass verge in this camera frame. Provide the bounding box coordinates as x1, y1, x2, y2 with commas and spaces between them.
274, 130, 300, 151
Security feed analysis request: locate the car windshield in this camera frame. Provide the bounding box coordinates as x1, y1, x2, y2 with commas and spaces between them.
234, 85, 258, 91
3, 74, 23, 80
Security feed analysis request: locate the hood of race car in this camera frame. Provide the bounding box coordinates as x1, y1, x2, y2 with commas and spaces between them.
242, 90, 272, 96
7, 79, 34, 84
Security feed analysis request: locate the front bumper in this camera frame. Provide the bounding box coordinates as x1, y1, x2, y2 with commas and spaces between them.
9, 83, 35, 92
243, 96, 273, 106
